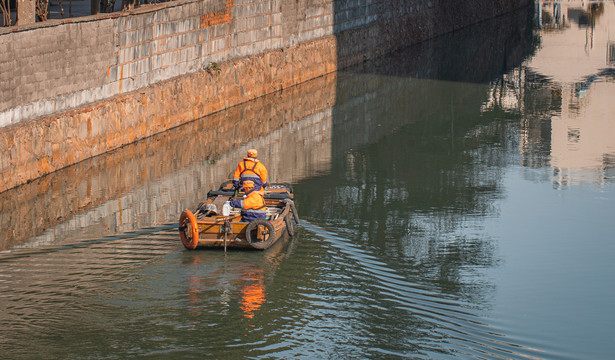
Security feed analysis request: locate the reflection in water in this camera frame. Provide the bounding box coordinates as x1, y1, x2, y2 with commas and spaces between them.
239, 270, 266, 319
493, 1, 615, 187
183, 238, 287, 322
296, 221, 549, 360
1, 4, 614, 360
290, 7, 543, 359
185, 253, 269, 321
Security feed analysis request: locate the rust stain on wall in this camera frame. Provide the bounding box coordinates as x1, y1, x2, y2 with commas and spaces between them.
200, 0, 235, 28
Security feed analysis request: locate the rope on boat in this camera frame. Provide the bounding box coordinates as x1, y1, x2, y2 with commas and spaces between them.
285, 199, 300, 224
222, 217, 232, 253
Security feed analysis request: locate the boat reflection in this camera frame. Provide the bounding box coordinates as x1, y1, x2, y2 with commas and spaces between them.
239, 269, 266, 319
182, 232, 293, 323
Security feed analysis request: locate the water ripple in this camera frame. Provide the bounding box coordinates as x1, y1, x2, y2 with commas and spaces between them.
295, 220, 547, 360
0, 217, 552, 359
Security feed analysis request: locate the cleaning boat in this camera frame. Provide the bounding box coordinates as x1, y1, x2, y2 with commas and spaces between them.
178, 181, 299, 251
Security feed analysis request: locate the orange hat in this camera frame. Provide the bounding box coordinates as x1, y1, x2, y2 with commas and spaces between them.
247, 149, 258, 158
243, 180, 255, 189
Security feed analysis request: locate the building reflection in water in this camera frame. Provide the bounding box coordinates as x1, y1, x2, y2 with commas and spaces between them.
484, 0, 615, 188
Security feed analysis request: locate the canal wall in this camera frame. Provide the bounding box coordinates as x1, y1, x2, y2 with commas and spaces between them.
0, 0, 532, 193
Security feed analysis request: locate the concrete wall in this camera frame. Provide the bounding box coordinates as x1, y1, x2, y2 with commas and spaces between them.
0, 0, 531, 193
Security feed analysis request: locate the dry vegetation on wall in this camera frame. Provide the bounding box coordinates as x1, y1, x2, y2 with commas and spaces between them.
1, 0, 10, 26
36, 0, 49, 21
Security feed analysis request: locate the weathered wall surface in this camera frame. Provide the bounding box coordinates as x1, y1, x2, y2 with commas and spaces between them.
0, 0, 531, 193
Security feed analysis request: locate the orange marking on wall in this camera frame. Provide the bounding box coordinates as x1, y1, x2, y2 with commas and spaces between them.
200, 0, 235, 28
119, 65, 124, 92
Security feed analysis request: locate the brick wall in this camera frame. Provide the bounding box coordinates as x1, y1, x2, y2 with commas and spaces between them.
0, 0, 531, 192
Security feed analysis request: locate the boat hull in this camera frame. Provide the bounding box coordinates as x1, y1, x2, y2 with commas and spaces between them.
179, 182, 298, 250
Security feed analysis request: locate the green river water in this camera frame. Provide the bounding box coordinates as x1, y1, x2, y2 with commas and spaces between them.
1, 3, 614, 359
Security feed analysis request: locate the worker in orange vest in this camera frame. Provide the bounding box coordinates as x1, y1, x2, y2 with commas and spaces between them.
229, 180, 267, 222
232, 149, 269, 191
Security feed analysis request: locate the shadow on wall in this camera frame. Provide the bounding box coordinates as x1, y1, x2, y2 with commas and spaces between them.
337, 2, 538, 83
333, 0, 533, 71
330, 4, 538, 156
326, 0, 537, 160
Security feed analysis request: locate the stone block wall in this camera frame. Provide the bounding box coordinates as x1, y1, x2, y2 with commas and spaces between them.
0, 0, 531, 193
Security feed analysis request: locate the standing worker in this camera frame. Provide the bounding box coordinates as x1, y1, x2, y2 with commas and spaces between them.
232, 149, 269, 191
229, 181, 267, 222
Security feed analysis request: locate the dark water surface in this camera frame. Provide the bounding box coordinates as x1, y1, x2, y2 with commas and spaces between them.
2, 3, 615, 359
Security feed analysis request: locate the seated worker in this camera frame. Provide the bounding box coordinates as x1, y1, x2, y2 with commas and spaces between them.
229, 180, 267, 222
232, 149, 269, 191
